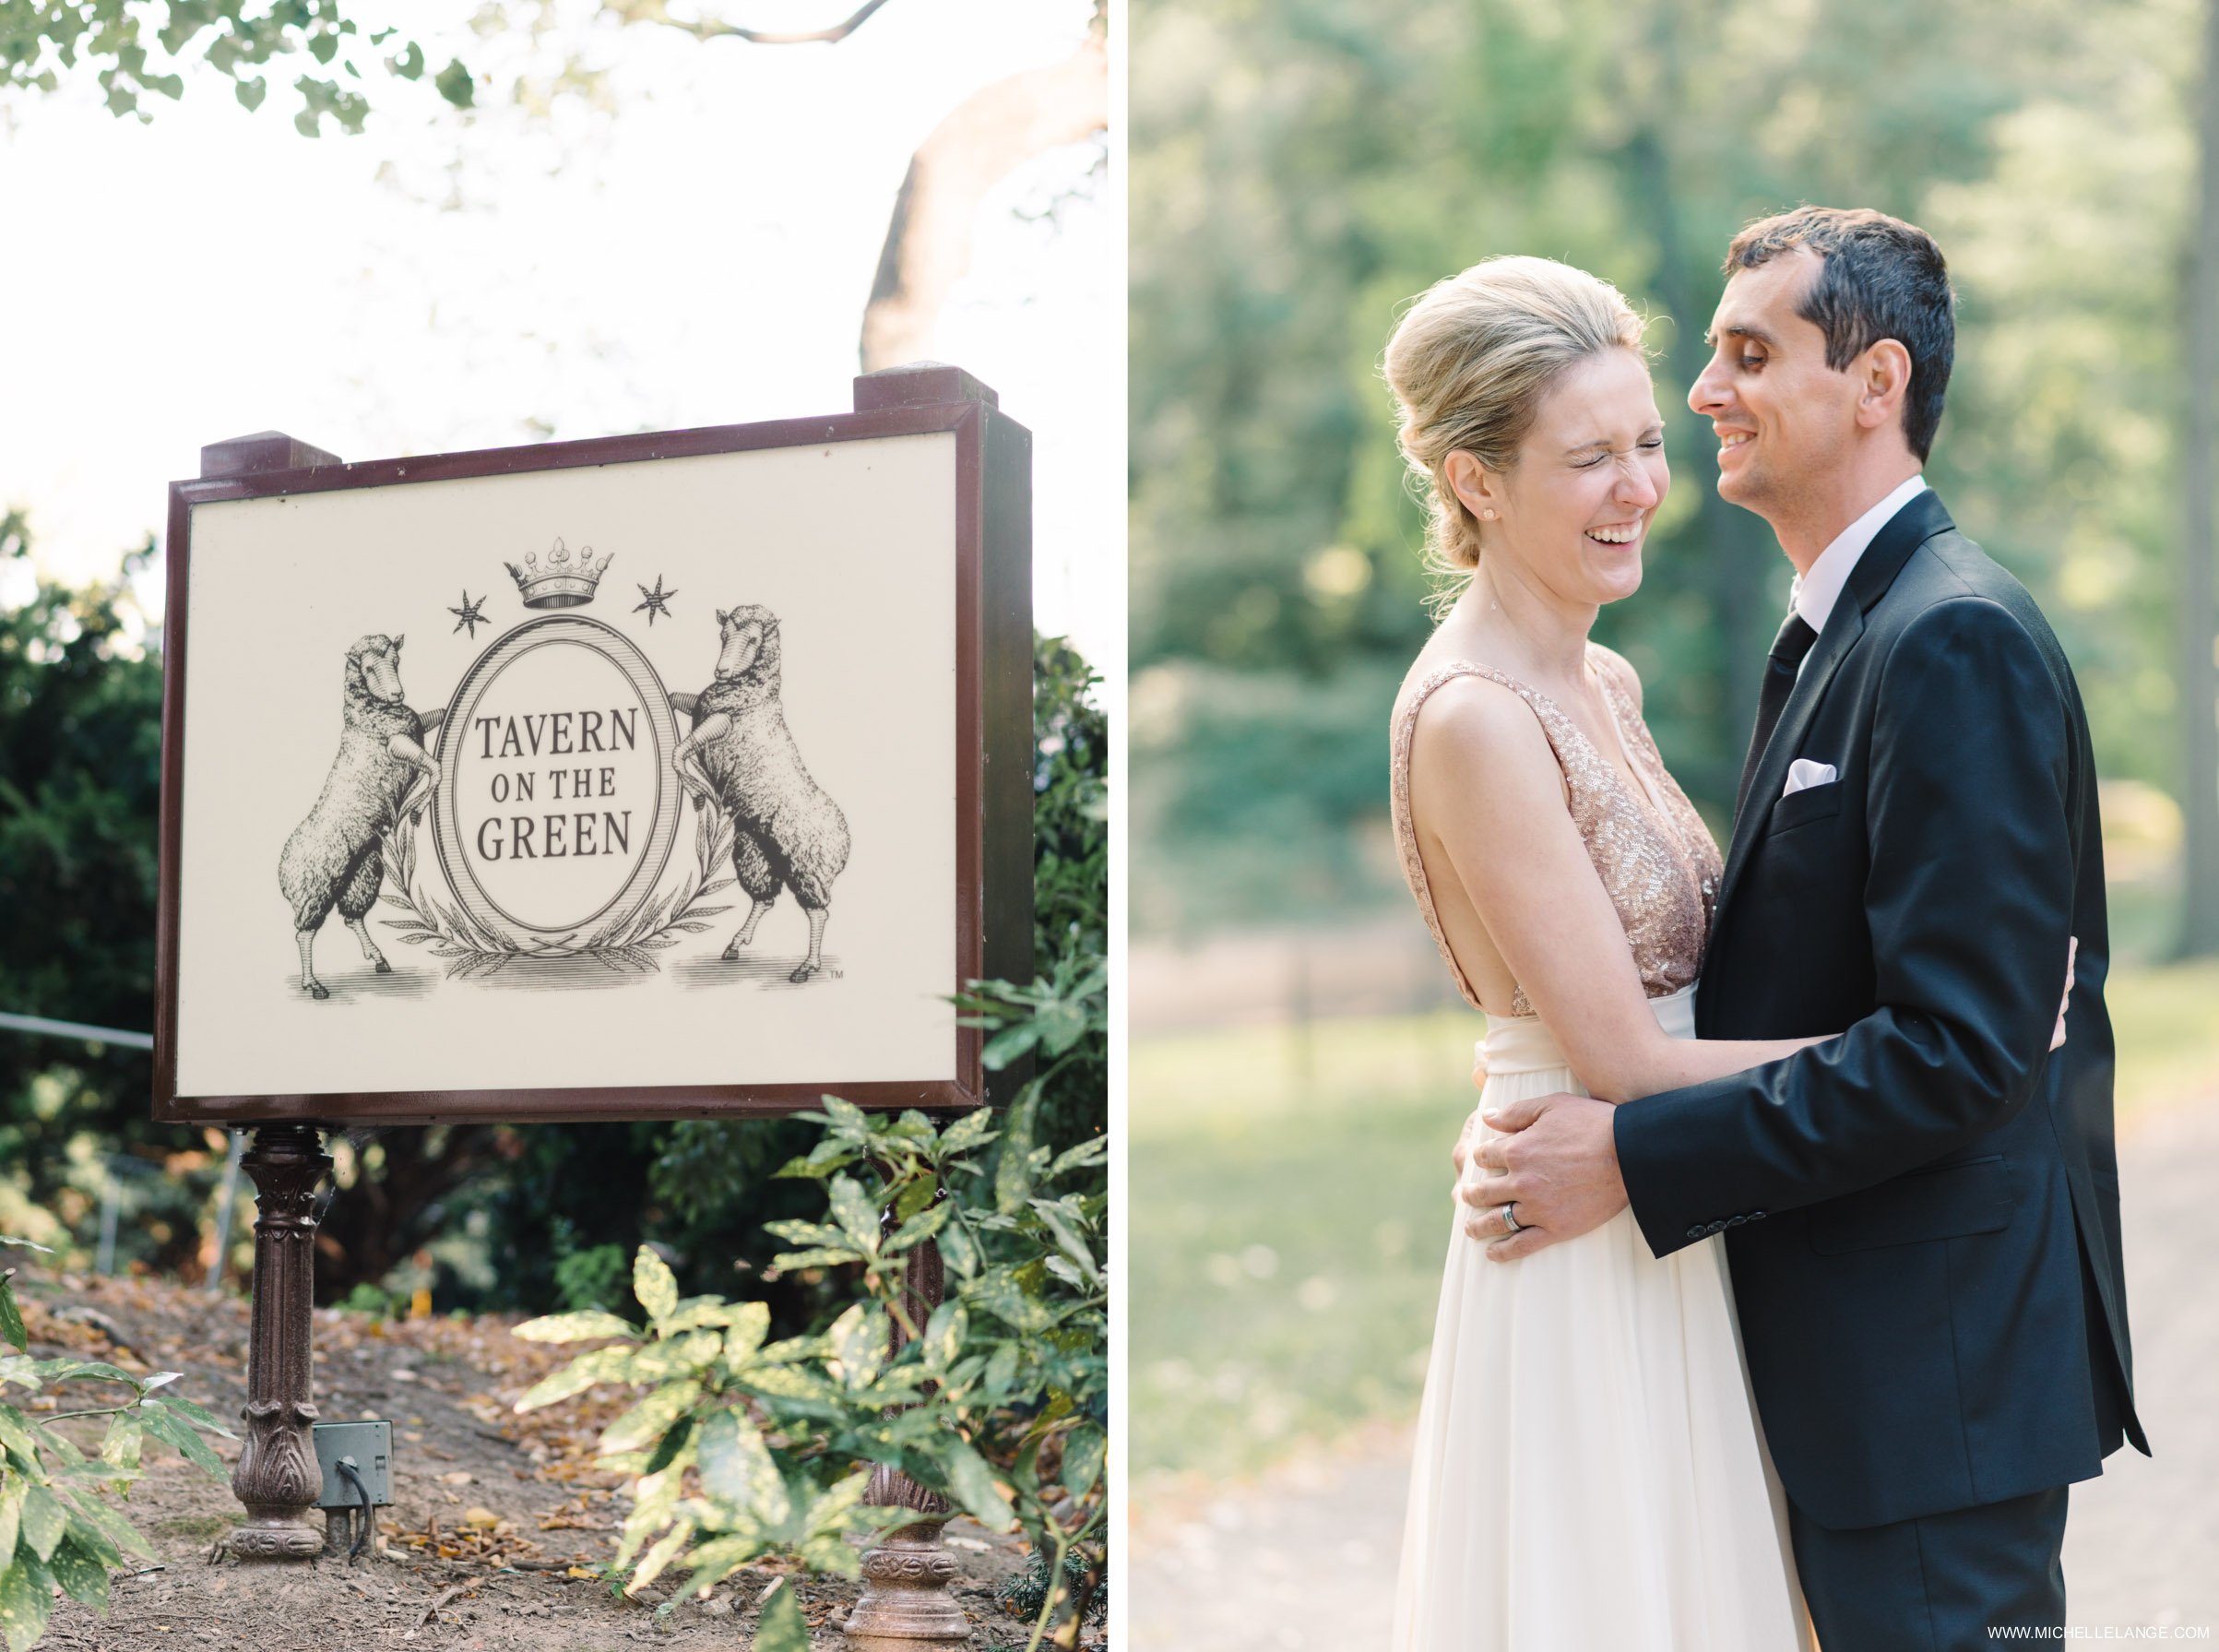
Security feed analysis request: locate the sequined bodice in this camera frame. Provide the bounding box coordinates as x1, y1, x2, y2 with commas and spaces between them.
1390, 648, 1723, 1017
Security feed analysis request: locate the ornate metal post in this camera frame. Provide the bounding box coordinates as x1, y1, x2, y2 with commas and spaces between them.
228, 1123, 331, 1560
844, 1233, 968, 1650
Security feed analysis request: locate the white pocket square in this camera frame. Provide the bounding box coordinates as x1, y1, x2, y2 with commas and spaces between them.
1783, 759, 1838, 797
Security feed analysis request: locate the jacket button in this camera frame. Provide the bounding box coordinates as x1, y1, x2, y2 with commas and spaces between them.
1727, 1214, 1747, 1227
1685, 1225, 1704, 1240
1750, 1209, 1766, 1220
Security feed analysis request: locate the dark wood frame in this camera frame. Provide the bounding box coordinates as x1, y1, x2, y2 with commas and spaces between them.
153, 363, 1033, 1126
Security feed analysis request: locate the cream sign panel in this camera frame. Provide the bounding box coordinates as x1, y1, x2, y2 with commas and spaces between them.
171, 434, 959, 1099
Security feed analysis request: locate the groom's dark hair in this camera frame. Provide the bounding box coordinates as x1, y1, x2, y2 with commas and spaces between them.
1725, 207, 1955, 461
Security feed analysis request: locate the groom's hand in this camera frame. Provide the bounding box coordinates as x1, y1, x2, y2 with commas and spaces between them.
1460, 1092, 1627, 1260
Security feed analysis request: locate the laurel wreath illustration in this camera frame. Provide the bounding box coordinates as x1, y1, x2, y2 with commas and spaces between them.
374, 776, 734, 978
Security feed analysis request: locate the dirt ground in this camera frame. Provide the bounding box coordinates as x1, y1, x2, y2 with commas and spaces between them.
7, 1269, 1049, 1651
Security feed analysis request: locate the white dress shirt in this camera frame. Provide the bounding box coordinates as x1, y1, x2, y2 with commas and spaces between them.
1790, 472, 1928, 643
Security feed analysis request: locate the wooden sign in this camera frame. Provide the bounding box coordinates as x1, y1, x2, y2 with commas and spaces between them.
153, 364, 1032, 1125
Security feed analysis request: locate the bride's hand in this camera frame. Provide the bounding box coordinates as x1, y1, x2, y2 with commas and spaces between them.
1451, 1109, 1481, 1180
1450, 1046, 1493, 1179
2051, 934, 2079, 1052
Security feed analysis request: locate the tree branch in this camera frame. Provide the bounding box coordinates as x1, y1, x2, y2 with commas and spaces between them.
607, 0, 897, 46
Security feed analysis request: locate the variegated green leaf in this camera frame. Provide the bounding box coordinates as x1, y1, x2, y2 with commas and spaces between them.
825, 1175, 882, 1257
936, 1107, 996, 1156
936, 1218, 979, 1279
659, 1300, 751, 1336
614, 1465, 686, 1569
0, 1479, 21, 1565
600, 1380, 703, 1456
964, 1267, 1063, 1334
892, 1173, 938, 1222
19, 1483, 67, 1561
994, 1084, 1040, 1215
754, 1580, 811, 1652
920, 1301, 967, 1372
512, 1310, 640, 1344
695, 1409, 789, 1526
44, 1532, 108, 1609
883, 1201, 951, 1256
676, 1532, 763, 1598
98, 1413, 141, 1472
58, 1501, 125, 1569
827, 1303, 885, 1390
720, 1301, 770, 1368
768, 1247, 865, 1271
800, 1470, 870, 1539
59, 1492, 151, 1561
137, 1402, 224, 1478
737, 1363, 847, 1407
513, 1344, 639, 1412
623, 1519, 695, 1594
0, 1409, 34, 1461
0, 1551, 54, 1652
147, 1391, 232, 1437
633, 1247, 680, 1325
981, 1342, 1021, 1403
0, 1280, 24, 1357
942, 1439, 1015, 1532
1062, 1421, 1105, 1498
627, 1331, 725, 1382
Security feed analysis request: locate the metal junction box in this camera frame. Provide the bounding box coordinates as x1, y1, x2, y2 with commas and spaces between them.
311, 1420, 393, 1509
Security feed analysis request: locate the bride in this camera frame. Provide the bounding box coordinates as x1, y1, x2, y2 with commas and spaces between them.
1383, 256, 1818, 1650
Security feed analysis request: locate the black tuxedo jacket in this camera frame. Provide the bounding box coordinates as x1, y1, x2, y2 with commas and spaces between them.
1615, 490, 2146, 1531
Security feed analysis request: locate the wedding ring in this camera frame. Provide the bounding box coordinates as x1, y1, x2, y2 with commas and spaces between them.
1501, 1202, 1522, 1235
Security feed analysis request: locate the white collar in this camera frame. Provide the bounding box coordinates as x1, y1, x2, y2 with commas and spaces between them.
1791, 473, 1928, 636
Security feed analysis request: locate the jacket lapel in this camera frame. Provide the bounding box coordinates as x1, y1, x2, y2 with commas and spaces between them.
1711, 489, 1954, 928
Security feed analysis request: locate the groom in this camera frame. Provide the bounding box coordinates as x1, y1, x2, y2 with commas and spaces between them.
1467, 208, 2145, 1649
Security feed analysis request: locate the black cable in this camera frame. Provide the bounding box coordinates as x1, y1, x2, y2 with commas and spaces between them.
336, 1459, 373, 1561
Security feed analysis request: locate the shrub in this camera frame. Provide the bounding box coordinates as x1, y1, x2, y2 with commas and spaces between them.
1, 1240, 232, 1652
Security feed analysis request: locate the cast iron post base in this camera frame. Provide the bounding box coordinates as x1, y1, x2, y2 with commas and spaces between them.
227, 1123, 330, 1561
843, 1233, 971, 1650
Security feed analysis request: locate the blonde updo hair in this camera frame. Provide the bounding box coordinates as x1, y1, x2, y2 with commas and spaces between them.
1383, 256, 1649, 597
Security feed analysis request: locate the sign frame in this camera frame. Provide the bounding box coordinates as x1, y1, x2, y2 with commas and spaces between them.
152, 364, 1033, 1126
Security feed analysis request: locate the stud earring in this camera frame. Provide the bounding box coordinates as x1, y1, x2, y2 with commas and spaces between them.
1481, 508, 1498, 520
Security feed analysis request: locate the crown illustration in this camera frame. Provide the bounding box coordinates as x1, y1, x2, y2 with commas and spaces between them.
504, 538, 613, 609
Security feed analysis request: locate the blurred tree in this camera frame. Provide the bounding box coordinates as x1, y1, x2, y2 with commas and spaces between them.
0, 518, 172, 1249
1132, 0, 2213, 941
2180, 0, 2219, 955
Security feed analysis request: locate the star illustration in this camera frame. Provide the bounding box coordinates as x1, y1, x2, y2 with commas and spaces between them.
448, 590, 490, 639
635, 575, 678, 626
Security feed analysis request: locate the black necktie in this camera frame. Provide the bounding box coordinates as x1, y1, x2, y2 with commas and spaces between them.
1737, 612, 1820, 814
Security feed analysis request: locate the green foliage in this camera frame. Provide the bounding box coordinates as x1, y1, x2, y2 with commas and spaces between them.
0, 523, 214, 1273
0, 1241, 232, 1652
965, 635, 1108, 1162
1132, 0, 2205, 933
492, 639, 1107, 1646
1001, 1546, 1107, 1628
512, 1091, 1106, 1649
333, 1282, 393, 1317
552, 1239, 635, 1318
0, 1, 474, 133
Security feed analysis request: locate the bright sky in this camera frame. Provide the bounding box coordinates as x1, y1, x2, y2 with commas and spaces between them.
0, 0, 1122, 699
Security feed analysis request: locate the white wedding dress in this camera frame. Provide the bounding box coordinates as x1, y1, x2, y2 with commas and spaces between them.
1387, 654, 1810, 1652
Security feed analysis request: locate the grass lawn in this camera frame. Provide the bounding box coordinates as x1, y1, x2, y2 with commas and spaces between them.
1130, 959, 2219, 1487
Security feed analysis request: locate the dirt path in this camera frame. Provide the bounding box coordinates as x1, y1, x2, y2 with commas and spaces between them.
1130, 1092, 2219, 1648
9, 1276, 1035, 1650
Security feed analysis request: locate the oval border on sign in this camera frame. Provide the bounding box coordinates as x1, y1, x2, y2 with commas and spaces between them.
430, 613, 683, 953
